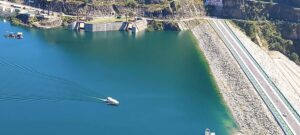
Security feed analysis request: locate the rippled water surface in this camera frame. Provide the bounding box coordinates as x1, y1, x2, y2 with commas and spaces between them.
0, 19, 236, 135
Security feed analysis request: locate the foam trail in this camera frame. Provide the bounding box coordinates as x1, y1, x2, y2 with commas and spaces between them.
0, 57, 106, 103
87, 96, 107, 102
0, 57, 102, 97
0, 95, 100, 103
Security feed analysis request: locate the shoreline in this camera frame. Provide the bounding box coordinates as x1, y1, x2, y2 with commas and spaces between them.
190, 19, 283, 134
191, 30, 241, 134
190, 33, 239, 134
190, 28, 239, 134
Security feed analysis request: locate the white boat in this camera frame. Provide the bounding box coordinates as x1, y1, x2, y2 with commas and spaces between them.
205, 128, 210, 135
104, 97, 119, 106
16, 32, 23, 39
205, 128, 216, 135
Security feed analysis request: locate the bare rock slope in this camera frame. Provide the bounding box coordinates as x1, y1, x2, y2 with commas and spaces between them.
191, 20, 283, 134
228, 22, 300, 116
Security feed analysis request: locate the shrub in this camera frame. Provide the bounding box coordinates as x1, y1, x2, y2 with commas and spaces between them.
125, 0, 138, 8
290, 52, 299, 63
232, 20, 300, 64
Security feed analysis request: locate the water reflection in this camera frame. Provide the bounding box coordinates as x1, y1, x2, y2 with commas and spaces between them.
128, 31, 145, 39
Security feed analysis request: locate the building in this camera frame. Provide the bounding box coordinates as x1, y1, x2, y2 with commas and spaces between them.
4, 7, 15, 13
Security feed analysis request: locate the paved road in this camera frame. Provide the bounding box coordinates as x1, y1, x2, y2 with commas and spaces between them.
1, 0, 41, 11
0, 0, 66, 17
247, 0, 279, 4
210, 19, 300, 134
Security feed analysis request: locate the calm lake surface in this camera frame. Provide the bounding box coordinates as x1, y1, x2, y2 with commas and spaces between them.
0, 19, 236, 135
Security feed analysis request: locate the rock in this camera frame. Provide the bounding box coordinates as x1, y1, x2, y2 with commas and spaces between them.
191, 20, 283, 134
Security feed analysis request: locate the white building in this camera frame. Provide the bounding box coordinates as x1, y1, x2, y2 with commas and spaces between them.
2, 7, 15, 13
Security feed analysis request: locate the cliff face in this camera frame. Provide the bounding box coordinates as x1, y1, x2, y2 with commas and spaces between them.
27, 0, 205, 19
174, 0, 205, 18
19, 0, 300, 22
207, 0, 300, 23
278, 23, 300, 40
29, 1, 114, 16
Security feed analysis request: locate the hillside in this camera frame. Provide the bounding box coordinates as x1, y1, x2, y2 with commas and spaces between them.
232, 20, 300, 64
18, 0, 205, 18
8, 0, 300, 65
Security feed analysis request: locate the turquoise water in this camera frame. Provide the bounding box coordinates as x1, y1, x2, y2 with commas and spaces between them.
0, 19, 236, 135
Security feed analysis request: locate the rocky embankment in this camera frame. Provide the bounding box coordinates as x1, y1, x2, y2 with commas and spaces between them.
32, 17, 62, 29
228, 22, 300, 116
191, 20, 283, 134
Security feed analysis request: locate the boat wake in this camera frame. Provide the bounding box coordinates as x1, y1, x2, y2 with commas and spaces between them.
0, 57, 106, 103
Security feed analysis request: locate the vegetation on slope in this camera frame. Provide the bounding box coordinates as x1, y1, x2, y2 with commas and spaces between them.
232, 20, 300, 64
10, 14, 38, 27
146, 20, 179, 31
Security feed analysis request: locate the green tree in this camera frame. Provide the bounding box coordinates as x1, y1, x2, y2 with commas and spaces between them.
290, 52, 299, 63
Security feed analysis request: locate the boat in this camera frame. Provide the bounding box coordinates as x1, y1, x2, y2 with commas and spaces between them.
205, 128, 216, 135
104, 97, 119, 106
205, 128, 210, 135
4, 32, 23, 39
16, 32, 23, 39
4, 32, 16, 38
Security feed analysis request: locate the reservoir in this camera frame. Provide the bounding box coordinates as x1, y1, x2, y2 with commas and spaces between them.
0, 19, 236, 135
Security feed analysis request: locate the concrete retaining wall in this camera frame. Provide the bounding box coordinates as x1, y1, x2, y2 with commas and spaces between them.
0, 7, 15, 17
132, 20, 148, 33
85, 22, 127, 32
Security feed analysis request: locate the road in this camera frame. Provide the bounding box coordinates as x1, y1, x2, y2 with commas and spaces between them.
1, 0, 40, 11
210, 19, 300, 134
0, 0, 67, 17
247, 0, 279, 4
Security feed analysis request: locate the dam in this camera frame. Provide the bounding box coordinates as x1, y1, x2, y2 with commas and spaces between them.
69, 18, 148, 33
